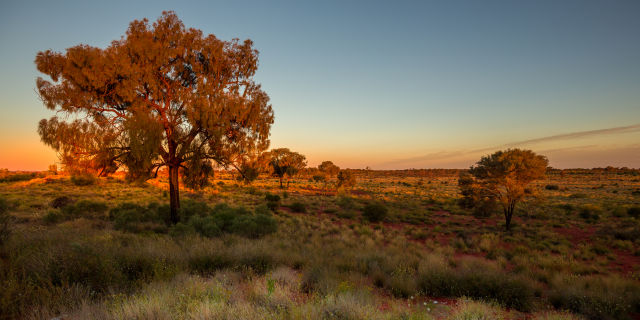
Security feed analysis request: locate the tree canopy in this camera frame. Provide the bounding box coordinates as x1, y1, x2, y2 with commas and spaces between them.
35, 11, 274, 223
267, 148, 307, 188
461, 149, 548, 230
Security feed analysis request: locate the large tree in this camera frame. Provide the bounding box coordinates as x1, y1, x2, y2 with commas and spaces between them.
267, 148, 307, 188
463, 149, 548, 230
36, 11, 274, 223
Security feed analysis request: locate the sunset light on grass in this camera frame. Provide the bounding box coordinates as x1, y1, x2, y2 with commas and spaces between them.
0, 1, 639, 320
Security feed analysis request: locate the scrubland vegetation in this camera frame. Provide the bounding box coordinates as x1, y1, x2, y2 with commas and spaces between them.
13, 11, 638, 320
1, 168, 639, 319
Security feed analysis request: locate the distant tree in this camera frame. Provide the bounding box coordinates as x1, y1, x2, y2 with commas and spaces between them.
337, 169, 357, 191
233, 151, 268, 185
48, 164, 58, 175
267, 148, 307, 188
318, 160, 340, 188
463, 149, 548, 230
35, 12, 274, 223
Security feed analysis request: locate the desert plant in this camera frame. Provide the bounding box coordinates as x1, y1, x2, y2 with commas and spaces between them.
465, 149, 548, 230
362, 202, 388, 222
337, 170, 357, 191
70, 174, 96, 186
0, 197, 11, 246
50, 196, 74, 208
288, 202, 307, 213
267, 148, 307, 188
36, 12, 274, 224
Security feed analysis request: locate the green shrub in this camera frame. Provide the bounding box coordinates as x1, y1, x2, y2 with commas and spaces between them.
628, 206, 640, 218
336, 195, 357, 210
579, 205, 601, 221
417, 259, 534, 311
265, 193, 281, 211
362, 202, 388, 222
109, 203, 165, 233
187, 215, 222, 238
50, 196, 74, 208
70, 174, 96, 186
62, 199, 108, 218
472, 198, 498, 218
229, 214, 277, 238
549, 276, 640, 320
178, 203, 277, 239
168, 222, 196, 237
288, 201, 307, 213
43, 210, 63, 224
0, 197, 11, 246
179, 199, 211, 221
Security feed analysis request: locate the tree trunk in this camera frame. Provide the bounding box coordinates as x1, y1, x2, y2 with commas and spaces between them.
169, 164, 180, 224
279, 176, 283, 188
504, 201, 516, 230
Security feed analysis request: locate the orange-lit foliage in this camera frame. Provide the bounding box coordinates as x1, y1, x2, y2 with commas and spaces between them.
35, 11, 274, 223
466, 149, 548, 230
267, 148, 307, 188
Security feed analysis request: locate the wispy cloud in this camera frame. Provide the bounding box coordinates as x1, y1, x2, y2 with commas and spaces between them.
502, 123, 640, 146
381, 123, 640, 168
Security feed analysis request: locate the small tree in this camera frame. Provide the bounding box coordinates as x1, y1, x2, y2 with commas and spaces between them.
458, 171, 497, 218
337, 169, 356, 191
318, 160, 340, 188
464, 149, 548, 230
232, 150, 268, 185
267, 148, 307, 188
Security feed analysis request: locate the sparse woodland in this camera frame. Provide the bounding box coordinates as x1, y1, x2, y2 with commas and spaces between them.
0, 11, 639, 320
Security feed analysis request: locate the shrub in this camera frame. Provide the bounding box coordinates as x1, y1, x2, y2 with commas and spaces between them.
50, 196, 74, 208
569, 193, 588, 199
265, 193, 281, 202
179, 199, 211, 221
447, 299, 503, 320
362, 202, 388, 222
628, 206, 640, 218
62, 199, 108, 218
549, 275, 640, 320
230, 214, 277, 238
180, 203, 277, 239
70, 174, 96, 186
472, 198, 498, 218
0, 197, 11, 246
545, 184, 560, 190
43, 210, 63, 224
168, 222, 196, 237
336, 195, 357, 210
417, 258, 534, 311
109, 203, 164, 233
265, 193, 281, 211
337, 170, 356, 190
312, 175, 325, 182
0, 172, 36, 183
288, 201, 306, 213
579, 205, 601, 221
187, 215, 221, 238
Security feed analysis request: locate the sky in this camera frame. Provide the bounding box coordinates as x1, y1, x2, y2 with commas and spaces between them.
0, 0, 639, 170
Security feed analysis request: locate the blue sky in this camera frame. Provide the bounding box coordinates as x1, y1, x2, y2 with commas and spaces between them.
1, 0, 639, 170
